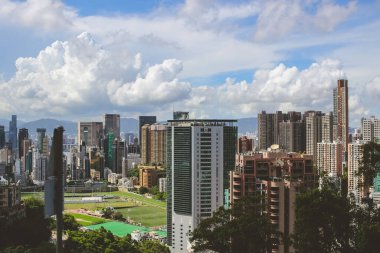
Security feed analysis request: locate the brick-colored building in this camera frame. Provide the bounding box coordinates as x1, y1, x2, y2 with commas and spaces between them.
230, 151, 316, 253
139, 165, 165, 189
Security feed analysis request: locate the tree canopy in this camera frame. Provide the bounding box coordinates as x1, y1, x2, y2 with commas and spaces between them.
358, 141, 380, 191
190, 195, 280, 253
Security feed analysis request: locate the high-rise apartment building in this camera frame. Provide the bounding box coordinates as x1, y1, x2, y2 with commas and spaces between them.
138, 116, 156, 145
333, 79, 349, 151
104, 114, 120, 138
77, 122, 103, 147
112, 139, 125, 174
141, 124, 167, 165
361, 116, 380, 143
278, 121, 305, 152
322, 112, 334, 142
0, 125, 5, 149
305, 111, 323, 160
8, 115, 17, 153
230, 151, 315, 253
167, 119, 237, 253
18, 128, 29, 159
348, 141, 364, 203
258, 111, 302, 151
317, 141, 343, 176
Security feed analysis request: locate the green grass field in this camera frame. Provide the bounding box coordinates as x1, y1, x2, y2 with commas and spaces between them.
66, 212, 106, 226
64, 200, 134, 210
22, 190, 167, 227
117, 206, 166, 227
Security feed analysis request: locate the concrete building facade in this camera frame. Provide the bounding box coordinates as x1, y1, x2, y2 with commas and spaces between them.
317, 141, 343, 176
77, 122, 103, 147
167, 119, 237, 253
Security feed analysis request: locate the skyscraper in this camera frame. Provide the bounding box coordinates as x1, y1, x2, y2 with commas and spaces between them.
333, 79, 349, 151
77, 122, 103, 147
166, 119, 237, 253
317, 141, 343, 176
258, 111, 277, 150
322, 112, 334, 142
258, 111, 302, 151
141, 124, 167, 165
278, 121, 305, 152
138, 116, 156, 145
9, 115, 17, 154
104, 114, 120, 138
36, 128, 46, 154
18, 128, 29, 159
361, 116, 380, 143
348, 141, 364, 203
0, 125, 5, 149
305, 111, 323, 160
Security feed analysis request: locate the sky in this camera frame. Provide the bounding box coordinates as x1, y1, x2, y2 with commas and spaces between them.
0, 0, 379, 127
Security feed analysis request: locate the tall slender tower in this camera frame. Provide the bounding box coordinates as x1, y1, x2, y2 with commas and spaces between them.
9, 115, 17, 153
167, 119, 237, 253
18, 128, 29, 159
333, 79, 349, 152
104, 114, 120, 138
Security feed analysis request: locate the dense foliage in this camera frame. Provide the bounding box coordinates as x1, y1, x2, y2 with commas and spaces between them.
293, 188, 352, 253
293, 187, 380, 253
0, 198, 52, 248
65, 228, 169, 253
190, 195, 280, 253
358, 141, 380, 191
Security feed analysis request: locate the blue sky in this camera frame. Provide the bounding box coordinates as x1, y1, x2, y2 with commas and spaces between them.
0, 0, 379, 126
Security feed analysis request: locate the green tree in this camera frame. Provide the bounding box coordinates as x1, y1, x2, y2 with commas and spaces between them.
137, 240, 170, 253
292, 188, 353, 253
127, 167, 140, 178
149, 185, 159, 195
139, 186, 148, 194
351, 204, 380, 253
0, 198, 53, 249
190, 195, 279, 253
358, 142, 380, 194
65, 228, 139, 253
112, 211, 124, 221
63, 214, 80, 231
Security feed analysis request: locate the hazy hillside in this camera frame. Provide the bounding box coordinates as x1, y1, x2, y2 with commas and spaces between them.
237, 117, 257, 135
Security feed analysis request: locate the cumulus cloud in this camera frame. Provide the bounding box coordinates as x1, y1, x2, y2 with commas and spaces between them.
0, 33, 191, 119
182, 59, 347, 119
0, 32, 370, 125
0, 0, 77, 31
107, 59, 191, 107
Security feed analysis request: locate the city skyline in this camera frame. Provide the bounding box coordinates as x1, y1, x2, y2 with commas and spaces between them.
0, 0, 379, 125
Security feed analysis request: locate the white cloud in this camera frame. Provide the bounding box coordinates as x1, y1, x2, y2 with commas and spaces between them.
107, 59, 192, 107
181, 59, 346, 119
0, 33, 192, 119
0, 0, 378, 125
314, 1, 357, 32
0, 0, 77, 31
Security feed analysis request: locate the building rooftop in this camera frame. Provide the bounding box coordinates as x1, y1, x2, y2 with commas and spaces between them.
168, 119, 237, 127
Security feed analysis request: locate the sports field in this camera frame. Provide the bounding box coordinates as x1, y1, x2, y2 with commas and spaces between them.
117, 206, 167, 227
86, 221, 167, 238
22, 190, 167, 227
68, 213, 106, 226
